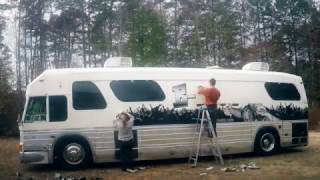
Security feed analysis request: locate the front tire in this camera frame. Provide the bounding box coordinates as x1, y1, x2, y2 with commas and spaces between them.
254, 129, 279, 155
55, 139, 91, 169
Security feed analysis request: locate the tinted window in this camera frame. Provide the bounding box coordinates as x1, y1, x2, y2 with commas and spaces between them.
24, 96, 46, 123
72, 81, 107, 110
265, 82, 301, 100
49, 96, 67, 122
110, 80, 165, 102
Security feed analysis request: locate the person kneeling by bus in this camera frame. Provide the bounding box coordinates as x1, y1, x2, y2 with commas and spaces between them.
198, 78, 221, 136
114, 112, 137, 173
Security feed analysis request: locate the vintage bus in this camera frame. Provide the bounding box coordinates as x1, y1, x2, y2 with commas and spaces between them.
19, 59, 308, 169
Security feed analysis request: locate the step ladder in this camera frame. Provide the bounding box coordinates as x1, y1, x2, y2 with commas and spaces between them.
188, 106, 224, 167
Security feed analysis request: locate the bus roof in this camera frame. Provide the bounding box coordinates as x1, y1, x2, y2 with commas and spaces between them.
28, 67, 302, 90
40, 67, 301, 80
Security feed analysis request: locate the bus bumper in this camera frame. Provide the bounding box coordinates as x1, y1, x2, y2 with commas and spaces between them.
19, 151, 49, 164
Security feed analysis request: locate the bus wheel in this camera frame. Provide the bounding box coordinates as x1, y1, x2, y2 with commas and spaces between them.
254, 129, 279, 155
55, 139, 91, 169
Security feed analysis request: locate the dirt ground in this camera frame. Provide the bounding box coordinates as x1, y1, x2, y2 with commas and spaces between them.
1, 132, 320, 180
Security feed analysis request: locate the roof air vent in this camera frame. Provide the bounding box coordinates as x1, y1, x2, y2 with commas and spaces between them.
242, 62, 269, 71
104, 57, 133, 67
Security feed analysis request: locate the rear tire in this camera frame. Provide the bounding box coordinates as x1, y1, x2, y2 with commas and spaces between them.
254, 129, 279, 155
55, 138, 91, 169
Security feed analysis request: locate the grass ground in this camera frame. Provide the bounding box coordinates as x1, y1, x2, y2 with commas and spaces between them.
1, 132, 320, 180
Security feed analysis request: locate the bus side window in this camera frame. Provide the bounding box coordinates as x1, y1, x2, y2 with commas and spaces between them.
49, 96, 68, 122
24, 96, 46, 123
264, 82, 301, 101
72, 81, 107, 110
110, 80, 165, 102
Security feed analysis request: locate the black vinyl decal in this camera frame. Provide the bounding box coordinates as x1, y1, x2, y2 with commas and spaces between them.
266, 104, 308, 120
127, 104, 308, 126
128, 105, 199, 125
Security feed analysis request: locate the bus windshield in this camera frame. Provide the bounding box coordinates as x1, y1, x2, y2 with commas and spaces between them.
24, 96, 46, 123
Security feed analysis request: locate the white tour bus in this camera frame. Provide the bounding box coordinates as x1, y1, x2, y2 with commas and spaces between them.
19, 59, 308, 169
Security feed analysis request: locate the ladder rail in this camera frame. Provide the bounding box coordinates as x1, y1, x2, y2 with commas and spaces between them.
206, 110, 224, 165
188, 110, 205, 166
188, 109, 202, 163
188, 106, 224, 167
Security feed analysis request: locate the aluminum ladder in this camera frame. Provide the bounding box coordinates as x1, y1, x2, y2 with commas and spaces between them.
188, 106, 224, 167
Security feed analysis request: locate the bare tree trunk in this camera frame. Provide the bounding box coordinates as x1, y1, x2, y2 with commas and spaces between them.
24, 24, 28, 87
67, 32, 72, 68
108, 21, 113, 57
93, 52, 97, 67
33, 36, 39, 77
108, 0, 115, 59
263, 20, 269, 62
63, 35, 67, 68
38, 1, 46, 73
103, 23, 107, 61
118, 2, 123, 56
30, 30, 34, 80
39, 28, 46, 72
81, 2, 87, 68
88, 0, 92, 67
293, 39, 298, 74
16, 2, 22, 93
257, 1, 263, 61
16, 0, 23, 113
194, 12, 201, 64
173, 0, 178, 62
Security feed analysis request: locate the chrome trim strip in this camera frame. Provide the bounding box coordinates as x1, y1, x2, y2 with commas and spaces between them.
94, 141, 114, 144
95, 149, 115, 152
23, 128, 114, 133
95, 147, 115, 150
139, 141, 252, 149
139, 134, 252, 141
139, 137, 193, 142
138, 139, 251, 147
22, 123, 256, 134
219, 129, 250, 133
139, 132, 194, 137
23, 131, 114, 136
90, 137, 114, 140
23, 138, 51, 141
95, 140, 252, 151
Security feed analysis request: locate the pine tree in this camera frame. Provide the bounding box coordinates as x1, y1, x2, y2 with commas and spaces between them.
128, 7, 168, 66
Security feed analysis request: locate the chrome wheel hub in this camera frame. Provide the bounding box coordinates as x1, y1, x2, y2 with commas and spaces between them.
260, 133, 275, 152
63, 143, 85, 165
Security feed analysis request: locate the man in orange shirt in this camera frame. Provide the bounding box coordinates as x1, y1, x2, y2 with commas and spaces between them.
198, 78, 221, 135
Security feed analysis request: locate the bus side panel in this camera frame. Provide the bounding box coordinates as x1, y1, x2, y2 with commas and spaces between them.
132, 80, 255, 160
218, 123, 253, 155
136, 125, 195, 160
